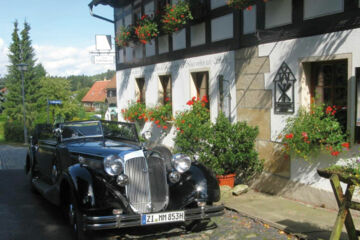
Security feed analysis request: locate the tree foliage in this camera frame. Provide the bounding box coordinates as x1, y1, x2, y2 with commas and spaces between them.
35, 77, 81, 124
4, 21, 45, 127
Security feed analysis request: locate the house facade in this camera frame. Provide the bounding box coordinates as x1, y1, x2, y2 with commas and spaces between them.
82, 80, 109, 112
89, 0, 360, 208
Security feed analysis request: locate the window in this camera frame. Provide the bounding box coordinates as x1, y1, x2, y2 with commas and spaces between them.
210, 0, 226, 9
191, 72, 209, 106
265, 0, 292, 29
107, 90, 116, 98
310, 60, 347, 130
304, 0, 343, 20
159, 75, 172, 105
211, 14, 234, 42
243, 5, 256, 34
135, 78, 146, 104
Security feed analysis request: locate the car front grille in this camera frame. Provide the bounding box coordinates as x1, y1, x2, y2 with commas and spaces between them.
125, 156, 168, 214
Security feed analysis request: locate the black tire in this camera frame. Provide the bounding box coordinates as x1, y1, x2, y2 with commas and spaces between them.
67, 192, 90, 240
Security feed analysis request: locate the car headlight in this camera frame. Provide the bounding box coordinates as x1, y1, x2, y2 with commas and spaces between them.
104, 155, 123, 176
171, 153, 191, 173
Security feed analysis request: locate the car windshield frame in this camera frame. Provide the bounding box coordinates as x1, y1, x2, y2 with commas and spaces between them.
60, 121, 104, 141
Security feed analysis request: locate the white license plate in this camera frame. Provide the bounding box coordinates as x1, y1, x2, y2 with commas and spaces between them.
141, 211, 185, 225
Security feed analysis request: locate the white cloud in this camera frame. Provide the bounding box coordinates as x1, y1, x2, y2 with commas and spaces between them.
0, 38, 9, 78
34, 44, 115, 76
0, 39, 115, 77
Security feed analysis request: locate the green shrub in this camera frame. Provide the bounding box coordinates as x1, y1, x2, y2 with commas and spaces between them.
4, 120, 25, 142
174, 97, 263, 180
282, 102, 349, 160
202, 113, 263, 177
174, 96, 211, 155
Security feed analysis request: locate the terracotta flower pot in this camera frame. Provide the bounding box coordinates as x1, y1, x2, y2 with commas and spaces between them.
216, 173, 236, 188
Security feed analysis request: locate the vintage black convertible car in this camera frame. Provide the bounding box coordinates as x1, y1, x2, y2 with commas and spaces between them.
25, 120, 224, 239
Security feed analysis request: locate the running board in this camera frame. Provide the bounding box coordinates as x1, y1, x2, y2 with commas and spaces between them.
32, 178, 60, 206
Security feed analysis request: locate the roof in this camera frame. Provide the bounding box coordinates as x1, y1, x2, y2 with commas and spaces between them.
88, 0, 130, 8
106, 75, 116, 89
82, 81, 109, 103
0, 88, 7, 94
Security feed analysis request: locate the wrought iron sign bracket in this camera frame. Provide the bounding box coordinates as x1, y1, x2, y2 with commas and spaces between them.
274, 62, 296, 114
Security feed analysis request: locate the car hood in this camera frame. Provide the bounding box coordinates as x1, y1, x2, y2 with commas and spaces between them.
65, 139, 142, 158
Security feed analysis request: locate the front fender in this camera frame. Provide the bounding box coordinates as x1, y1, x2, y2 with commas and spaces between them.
169, 162, 220, 209
62, 164, 96, 209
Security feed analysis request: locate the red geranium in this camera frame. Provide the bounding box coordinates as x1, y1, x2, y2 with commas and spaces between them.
285, 133, 294, 139
187, 100, 194, 106
201, 95, 208, 103
341, 142, 350, 149
331, 151, 340, 156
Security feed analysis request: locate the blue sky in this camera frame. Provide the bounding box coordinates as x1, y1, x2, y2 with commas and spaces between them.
0, 0, 116, 77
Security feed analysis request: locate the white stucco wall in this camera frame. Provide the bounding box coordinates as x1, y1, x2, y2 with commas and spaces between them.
258, 27, 360, 192
116, 51, 236, 148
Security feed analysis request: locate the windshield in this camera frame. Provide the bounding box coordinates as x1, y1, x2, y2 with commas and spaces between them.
101, 121, 139, 142
61, 121, 103, 140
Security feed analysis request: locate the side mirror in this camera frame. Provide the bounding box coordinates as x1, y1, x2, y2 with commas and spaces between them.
53, 128, 62, 138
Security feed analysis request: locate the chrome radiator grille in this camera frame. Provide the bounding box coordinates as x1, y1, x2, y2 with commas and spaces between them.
125, 157, 151, 214
124, 156, 168, 214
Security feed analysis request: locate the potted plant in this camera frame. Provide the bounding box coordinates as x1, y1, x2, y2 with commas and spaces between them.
174, 96, 263, 187
161, 1, 193, 34
281, 101, 349, 161
205, 113, 262, 187
115, 25, 136, 47
135, 15, 159, 45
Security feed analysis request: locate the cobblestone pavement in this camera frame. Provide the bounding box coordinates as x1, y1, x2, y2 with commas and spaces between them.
0, 144, 27, 169
95, 210, 299, 240
0, 144, 298, 240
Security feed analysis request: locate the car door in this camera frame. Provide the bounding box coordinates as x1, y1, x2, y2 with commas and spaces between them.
36, 124, 57, 184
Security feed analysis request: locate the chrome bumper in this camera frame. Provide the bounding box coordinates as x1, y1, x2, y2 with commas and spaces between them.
84, 205, 225, 230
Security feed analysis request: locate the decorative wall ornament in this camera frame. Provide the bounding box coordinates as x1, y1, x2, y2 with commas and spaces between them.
274, 62, 296, 114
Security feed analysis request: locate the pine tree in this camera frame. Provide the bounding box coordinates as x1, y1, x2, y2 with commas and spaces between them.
20, 22, 44, 126
4, 20, 23, 121
4, 21, 45, 127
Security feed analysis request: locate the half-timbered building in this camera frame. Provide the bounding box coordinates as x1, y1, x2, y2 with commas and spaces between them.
89, 0, 360, 208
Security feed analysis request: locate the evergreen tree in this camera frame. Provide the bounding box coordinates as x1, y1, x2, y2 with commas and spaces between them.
4, 21, 45, 128
4, 20, 22, 121
20, 21, 45, 126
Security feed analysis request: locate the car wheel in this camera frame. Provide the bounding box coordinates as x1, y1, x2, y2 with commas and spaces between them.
67, 193, 90, 240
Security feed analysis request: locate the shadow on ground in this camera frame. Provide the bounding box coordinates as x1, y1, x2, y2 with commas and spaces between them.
277, 219, 349, 240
